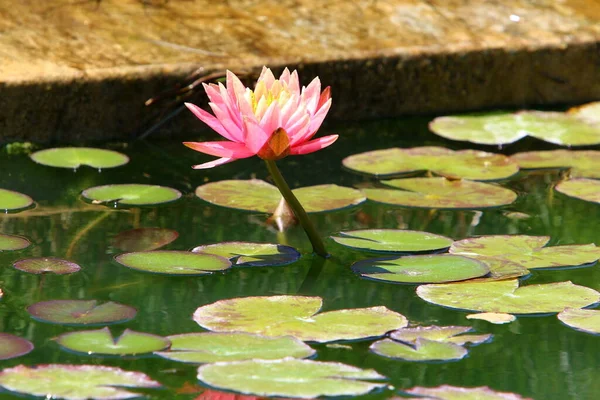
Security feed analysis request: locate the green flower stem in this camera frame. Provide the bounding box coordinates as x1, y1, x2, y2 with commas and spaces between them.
265, 160, 329, 257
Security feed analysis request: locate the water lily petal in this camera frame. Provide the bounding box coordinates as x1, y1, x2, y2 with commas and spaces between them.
192, 157, 236, 169
290, 135, 339, 155
258, 66, 276, 89
184, 103, 239, 143
288, 70, 300, 96
244, 119, 271, 154
287, 114, 311, 144
184, 141, 254, 158
302, 77, 322, 115
208, 103, 244, 142
260, 102, 282, 137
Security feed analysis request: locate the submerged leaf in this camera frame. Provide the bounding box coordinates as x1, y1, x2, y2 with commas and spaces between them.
82, 184, 182, 206
370, 338, 467, 361
30, 147, 129, 169
555, 178, 600, 204
0, 333, 34, 360
192, 242, 300, 267
115, 251, 231, 275
56, 327, 170, 355
113, 228, 179, 252
331, 229, 453, 253
13, 257, 81, 275
27, 300, 137, 325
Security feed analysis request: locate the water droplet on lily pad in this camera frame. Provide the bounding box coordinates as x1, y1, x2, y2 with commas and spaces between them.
0, 364, 161, 400
113, 228, 179, 252
30, 147, 129, 169
363, 177, 517, 209
27, 300, 137, 325
511, 150, 600, 179
0, 333, 33, 360
331, 229, 453, 253
155, 332, 315, 363
370, 338, 468, 362
193, 295, 407, 343
555, 178, 600, 204
402, 385, 533, 399
351, 254, 489, 284
0, 234, 30, 251
0, 188, 34, 213
82, 184, 182, 207
13, 257, 81, 275
196, 358, 387, 398
115, 251, 231, 275
55, 327, 170, 355
192, 242, 300, 267
557, 308, 600, 335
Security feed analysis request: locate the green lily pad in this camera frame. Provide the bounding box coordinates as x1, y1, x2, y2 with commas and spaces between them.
193, 296, 407, 343
82, 184, 182, 207
402, 385, 533, 399
155, 332, 315, 363
55, 327, 170, 355
331, 229, 453, 253
196, 358, 387, 398
0, 364, 161, 400
370, 338, 468, 362
0, 333, 34, 360
342, 147, 518, 181
113, 228, 179, 252
449, 235, 600, 270
515, 111, 600, 146
13, 257, 81, 275
555, 178, 600, 204
191, 242, 300, 267
0, 234, 30, 251
27, 300, 137, 325
557, 308, 600, 335
463, 258, 530, 283
390, 326, 491, 345
569, 101, 600, 124
363, 178, 517, 209
351, 254, 489, 284
30, 147, 129, 169
511, 150, 600, 179
115, 251, 231, 275
0, 188, 34, 212
195, 179, 365, 213
416, 280, 600, 314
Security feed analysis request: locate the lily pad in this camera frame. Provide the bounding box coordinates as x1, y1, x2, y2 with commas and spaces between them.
514, 111, 600, 146
416, 280, 600, 314
191, 242, 300, 267
155, 332, 315, 363
402, 385, 533, 399
196, 358, 387, 398
370, 338, 467, 362
195, 180, 365, 213
363, 178, 517, 209
342, 147, 518, 181
511, 150, 600, 179
115, 251, 231, 275
0, 364, 161, 400
569, 101, 600, 124
30, 147, 129, 169
466, 313, 516, 324
113, 228, 179, 252
193, 296, 407, 343
351, 254, 489, 284
465, 258, 529, 282
449, 235, 600, 270
0, 188, 34, 212
27, 300, 137, 325
0, 333, 34, 360
55, 327, 169, 355
82, 184, 182, 207
389, 326, 491, 345
0, 234, 30, 251
13, 257, 81, 275
555, 178, 600, 204
557, 308, 600, 335
331, 229, 453, 253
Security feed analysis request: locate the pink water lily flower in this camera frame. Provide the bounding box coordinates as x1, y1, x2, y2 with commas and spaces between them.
183, 67, 338, 169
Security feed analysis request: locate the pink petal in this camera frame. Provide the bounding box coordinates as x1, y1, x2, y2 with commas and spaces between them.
185, 103, 238, 142
203, 83, 224, 105
299, 98, 332, 143
289, 134, 339, 155
208, 102, 244, 142
280, 93, 300, 125
288, 70, 300, 96
192, 157, 236, 169
244, 118, 271, 154
259, 102, 281, 137
226, 70, 247, 105
301, 77, 322, 115
258, 66, 276, 90
279, 68, 291, 85
286, 114, 311, 144
183, 141, 254, 158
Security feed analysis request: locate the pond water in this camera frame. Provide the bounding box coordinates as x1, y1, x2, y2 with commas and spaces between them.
1, 116, 599, 399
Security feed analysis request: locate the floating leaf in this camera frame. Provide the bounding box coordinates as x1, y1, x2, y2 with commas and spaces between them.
82, 184, 182, 206
0, 234, 30, 251
569, 101, 600, 125
113, 228, 179, 252
511, 150, 600, 179
342, 147, 518, 181
0, 188, 34, 212
155, 332, 315, 363
196, 358, 386, 398
13, 257, 81, 275
0, 333, 33, 360
55, 327, 169, 355
557, 308, 600, 335
402, 385, 533, 399
195, 180, 365, 213
555, 178, 600, 204
450, 235, 600, 270
30, 147, 129, 169
193, 296, 407, 343
466, 313, 516, 324
0, 364, 161, 400
466, 258, 529, 282
516, 111, 600, 146
351, 255, 489, 284
417, 280, 600, 314
115, 251, 231, 275
390, 326, 491, 345
363, 178, 517, 209
192, 242, 300, 267
27, 300, 137, 325
370, 338, 467, 362
331, 229, 453, 253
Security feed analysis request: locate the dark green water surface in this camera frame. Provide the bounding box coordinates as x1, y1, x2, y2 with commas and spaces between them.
1, 117, 599, 399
